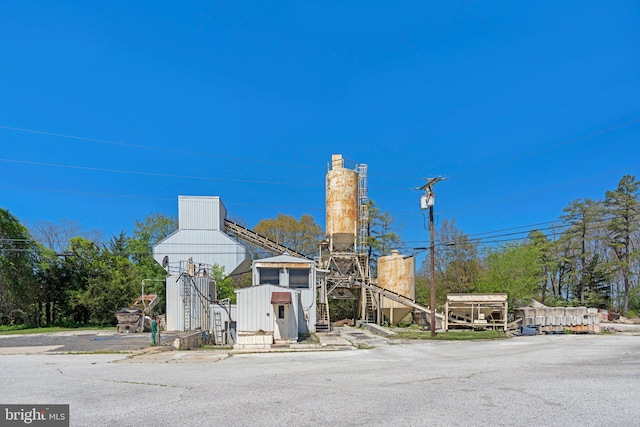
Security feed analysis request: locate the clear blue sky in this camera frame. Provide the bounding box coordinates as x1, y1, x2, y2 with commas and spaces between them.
1, 2, 639, 259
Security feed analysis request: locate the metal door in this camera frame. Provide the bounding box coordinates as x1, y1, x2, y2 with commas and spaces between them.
275, 304, 289, 340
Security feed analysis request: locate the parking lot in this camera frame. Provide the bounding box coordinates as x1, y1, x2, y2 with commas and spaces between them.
1, 330, 639, 426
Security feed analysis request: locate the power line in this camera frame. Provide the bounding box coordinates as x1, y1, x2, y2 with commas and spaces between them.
0, 125, 322, 170
4, 116, 639, 183
0, 158, 321, 187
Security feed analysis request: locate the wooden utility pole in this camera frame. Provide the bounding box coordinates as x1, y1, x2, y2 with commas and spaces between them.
419, 177, 446, 338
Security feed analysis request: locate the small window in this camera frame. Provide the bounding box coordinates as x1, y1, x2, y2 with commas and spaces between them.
278, 305, 285, 319
260, 268, 280, 285
289, 269, 310, 289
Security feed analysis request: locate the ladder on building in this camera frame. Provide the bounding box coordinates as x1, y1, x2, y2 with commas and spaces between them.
182, 276, 192, 331
212, 311, 224, 345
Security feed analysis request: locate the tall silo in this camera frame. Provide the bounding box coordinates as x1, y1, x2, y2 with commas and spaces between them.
326, 154, 359, 251
379, 250, 415, 325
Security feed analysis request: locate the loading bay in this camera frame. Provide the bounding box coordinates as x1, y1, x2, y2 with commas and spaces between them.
1, 330, 639, 426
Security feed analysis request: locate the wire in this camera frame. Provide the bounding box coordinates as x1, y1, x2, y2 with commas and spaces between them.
3, 117, 639, 183
0, 158, 321, 187
0, 125, 322, 170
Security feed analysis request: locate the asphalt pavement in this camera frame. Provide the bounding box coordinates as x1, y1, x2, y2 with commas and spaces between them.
1, 331, 639, 426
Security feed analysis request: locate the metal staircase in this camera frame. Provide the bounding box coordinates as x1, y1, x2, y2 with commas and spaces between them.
363, 288, 378, 323
224, 219, 310, 259
316, 303, 330, 332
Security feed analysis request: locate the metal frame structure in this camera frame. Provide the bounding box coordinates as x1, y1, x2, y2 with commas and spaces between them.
444, 293, 508, 331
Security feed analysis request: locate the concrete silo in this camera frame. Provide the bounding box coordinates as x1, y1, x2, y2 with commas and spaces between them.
326, 154, 359, 251
379, 250, 415, 325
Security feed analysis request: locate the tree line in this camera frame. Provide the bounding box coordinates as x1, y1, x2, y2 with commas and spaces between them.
0, 212, 178, 327
2, 175, 638, 328
419, 175, 640, 317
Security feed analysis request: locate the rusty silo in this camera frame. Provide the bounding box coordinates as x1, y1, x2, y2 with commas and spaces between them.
379, 250, 415, 325
326, 154, 359, 251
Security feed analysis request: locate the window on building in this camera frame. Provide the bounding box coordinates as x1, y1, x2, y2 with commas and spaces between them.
278, 305, 285, 319
260, 268, 280, 285
289, 268, 310, 289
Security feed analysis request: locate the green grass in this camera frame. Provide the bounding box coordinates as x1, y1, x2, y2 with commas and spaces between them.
394, 329, 507, 341
199, 344, 234, 350
0, 325, 114, 335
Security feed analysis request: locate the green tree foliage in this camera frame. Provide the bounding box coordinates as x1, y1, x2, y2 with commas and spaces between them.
417, 219, 481, 309
582, 254, 611, 309
367, 200, 406, 275
78, 245, 139, 325
213, 264, 236, 302
560, 198, 603, 304
253, 213, 323, 257
604, 174, 640, 316
476, 242, 544, 308
127, 213, 177, 313
0, 209, 40, 325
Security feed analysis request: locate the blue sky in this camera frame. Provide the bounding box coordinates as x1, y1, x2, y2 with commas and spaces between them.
1, 2, 639, 258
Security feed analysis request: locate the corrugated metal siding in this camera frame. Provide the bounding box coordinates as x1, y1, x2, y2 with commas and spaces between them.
178, 196, 226, 231
249, 258, 317, 334
290, 291, 300, 339
210, 304, 237, 342
236, 285, 303, 336
165, 275, 213, 332
190, 276, 213, 331
236, 285, 277, 333
166, 275, 183, 331
153, 229, 247, 275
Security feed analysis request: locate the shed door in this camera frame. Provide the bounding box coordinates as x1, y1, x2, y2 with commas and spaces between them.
275, 304, 289, 340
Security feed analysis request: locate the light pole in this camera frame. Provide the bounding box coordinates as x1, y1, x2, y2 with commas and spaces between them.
419, 177, 445, 337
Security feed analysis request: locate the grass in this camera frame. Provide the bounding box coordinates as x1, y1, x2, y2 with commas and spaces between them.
199, 344, 234, 351
0, 325, 114, 336
299, 333, 320, 344
394, 329, 507, 341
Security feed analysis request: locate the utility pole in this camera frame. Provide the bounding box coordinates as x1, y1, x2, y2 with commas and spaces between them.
419, 177, 446, 337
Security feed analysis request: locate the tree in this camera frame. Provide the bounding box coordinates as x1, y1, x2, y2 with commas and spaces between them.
560, 198, 603, 304
0, 209, 40, 325
213, 264, 236, 302
604, 175, 640, 316
476, 242, 544, 308
127, 213, 178, 313
417, 219, 481, 308
582, 254, 611, 309
367, 200, 406, 276
32, 219, 103, 253
528, 230, 554, 303
253, 213, 323, 257
78, 245, 138, 325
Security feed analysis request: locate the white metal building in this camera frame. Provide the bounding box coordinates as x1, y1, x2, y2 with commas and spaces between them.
235, 253, 317, 348
153, 196, 249, 276
154, 196, 249, 332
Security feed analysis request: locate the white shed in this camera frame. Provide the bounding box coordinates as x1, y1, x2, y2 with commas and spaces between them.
234, 253, 318, 348
235, 285, 300, 347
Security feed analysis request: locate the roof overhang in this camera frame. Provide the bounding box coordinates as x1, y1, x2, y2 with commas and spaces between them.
271, 292, 292, 304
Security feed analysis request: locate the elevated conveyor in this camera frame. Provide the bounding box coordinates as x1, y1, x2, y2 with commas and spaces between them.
361, 281, 445, 328
223, 219, 311, 260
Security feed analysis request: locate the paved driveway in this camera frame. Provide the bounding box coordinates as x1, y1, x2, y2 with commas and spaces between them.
1, 333, 639, 426
0, 331, 151, 353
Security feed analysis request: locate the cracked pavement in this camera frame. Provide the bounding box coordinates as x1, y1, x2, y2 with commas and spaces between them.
1, 334, 639, 426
